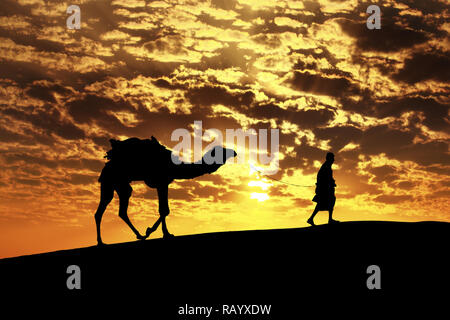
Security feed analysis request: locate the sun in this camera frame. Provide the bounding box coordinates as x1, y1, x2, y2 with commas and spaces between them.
248, 180, 271, 190
250, 192, 270, 202
247, 162, 273, 202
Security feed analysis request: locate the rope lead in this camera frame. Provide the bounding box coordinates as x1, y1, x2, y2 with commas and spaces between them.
249, 164, 314, 188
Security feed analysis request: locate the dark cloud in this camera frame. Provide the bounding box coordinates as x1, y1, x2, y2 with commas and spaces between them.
313, 126, 363, 151
100, 49, 182, 81
66, 94, 136, 133
25, 82, 73, 103
353, 125, 450, 166
2, 153, 58, 169
373, 194, 413, 204
340, 94, 449, 134
60, 159, 105, 172
194, 174, 228, 185
394, 140, 450, 166
216, 190, 246, 203
63, 188, 94, 197
0, 60, 51, 87
292, 198, 311, 208
211, 0, 237, 10
293, 59, 318, 72
279, 137, 329, 176
429, 189, 450, 198
190, 183, 227, 201
153, 79, 173, 89
1, 107, 86, 140
392, 51, 450, 84
1, 152, 105, 173
0, 29, 65, 53
168, 188, 194, 200
395, 181, 415, 190
21, 166, 41, 176
186, 85, 255, 108
0, 0, 32, 17
367, 165, 399, 184
290, 71, 359, 97
377, 97, 449, 133
359, 125, 414, 155
246, 103, 335, 130
128, 104, 245, 144
269, 185, 293, 197
286, 108, 336, 129
338, 19, 428, 52
66, 173, 97, 185
291, 47, 341, 69
197, 12, 235, 30
400, 0, 449, 15
14, 178, 41, 186
0, 126, 30, 144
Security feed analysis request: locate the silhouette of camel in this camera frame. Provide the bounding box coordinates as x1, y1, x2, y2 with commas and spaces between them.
94, 136, 237, 245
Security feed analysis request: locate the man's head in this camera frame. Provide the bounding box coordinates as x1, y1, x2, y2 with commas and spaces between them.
326, 152, 334, 164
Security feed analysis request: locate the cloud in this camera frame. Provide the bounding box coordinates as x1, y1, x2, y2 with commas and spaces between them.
15, 178, 41, 186
186, 85, 255, 108
392, 51, 450, 84
246, 102, 336, 130
367, 165, 399, 184
290, 71, 359, 97
1, 106, 86, 140
373, 194, 413, 204
66, 173, 97, 185
66, 94, 137, 132
25, 81, 72, 103
338, 18, 429, 52
313, 126, 363, 151
292, 198, 311, 208
395, 180, 415, 190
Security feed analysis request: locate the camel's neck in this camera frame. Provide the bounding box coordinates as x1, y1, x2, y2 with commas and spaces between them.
169, 162, 222, 180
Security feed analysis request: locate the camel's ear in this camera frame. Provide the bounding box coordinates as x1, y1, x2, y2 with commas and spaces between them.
151, 136, 160, 144
109, 139, 119, 147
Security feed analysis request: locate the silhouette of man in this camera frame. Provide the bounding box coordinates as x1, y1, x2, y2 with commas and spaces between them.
307, 152, 339, 226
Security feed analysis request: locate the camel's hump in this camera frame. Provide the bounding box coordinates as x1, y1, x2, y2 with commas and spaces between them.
104, 136, 170, 161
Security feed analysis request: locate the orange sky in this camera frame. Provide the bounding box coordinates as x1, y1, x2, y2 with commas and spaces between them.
0, 0, 449, 259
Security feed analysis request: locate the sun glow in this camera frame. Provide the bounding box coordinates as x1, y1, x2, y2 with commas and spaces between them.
248, 180, 272, 190
248, 162, 273, 202
250, 192, 270, 202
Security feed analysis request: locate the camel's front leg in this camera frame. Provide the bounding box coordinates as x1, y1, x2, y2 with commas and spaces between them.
146, 184, 174, 239
116, 183, 147, 240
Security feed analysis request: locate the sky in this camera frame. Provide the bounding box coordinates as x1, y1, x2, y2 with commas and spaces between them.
0, 0, 449, 258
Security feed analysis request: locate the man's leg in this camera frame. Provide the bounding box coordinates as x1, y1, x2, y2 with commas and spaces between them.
307, 205, 319, 226
328, 197, 339, 223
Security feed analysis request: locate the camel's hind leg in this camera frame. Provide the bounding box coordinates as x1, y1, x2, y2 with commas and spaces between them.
95, 183, 114, 245
116, 183, 147, 240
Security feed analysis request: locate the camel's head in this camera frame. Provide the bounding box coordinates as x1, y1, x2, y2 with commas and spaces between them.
202, 146, 237, 166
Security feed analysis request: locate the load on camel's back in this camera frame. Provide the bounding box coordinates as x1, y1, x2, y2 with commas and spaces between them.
99, 136, 171, 183
94, 136, 237, 246
104, 136, 167, 162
